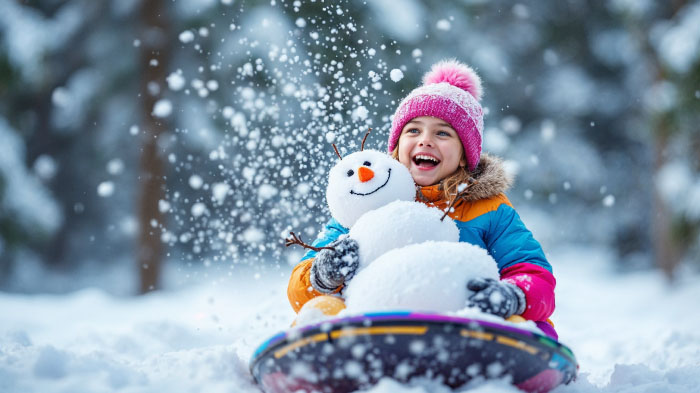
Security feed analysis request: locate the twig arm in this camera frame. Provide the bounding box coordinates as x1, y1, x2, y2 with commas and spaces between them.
440, 178, 478, 221
285, 231, 335, 252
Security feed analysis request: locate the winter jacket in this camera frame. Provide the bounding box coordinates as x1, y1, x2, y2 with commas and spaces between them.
287, 154, 556, 323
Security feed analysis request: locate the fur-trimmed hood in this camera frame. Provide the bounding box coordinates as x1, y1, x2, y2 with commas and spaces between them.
463, 153, 513, 201
418, 153, 513, 203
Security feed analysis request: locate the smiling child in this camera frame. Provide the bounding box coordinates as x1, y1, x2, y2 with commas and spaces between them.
287, 59, 557, 339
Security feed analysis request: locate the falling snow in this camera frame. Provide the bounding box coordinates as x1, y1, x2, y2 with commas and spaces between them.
96, 181, 114, 197
152, 99, 173, 118
390, 68, 404, 82
178, 30, 195, 43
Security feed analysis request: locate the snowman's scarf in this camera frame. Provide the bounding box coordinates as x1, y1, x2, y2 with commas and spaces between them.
417, 153, 513, 205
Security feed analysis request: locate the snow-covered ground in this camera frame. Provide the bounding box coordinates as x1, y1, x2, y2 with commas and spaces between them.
1, 247, 699, 393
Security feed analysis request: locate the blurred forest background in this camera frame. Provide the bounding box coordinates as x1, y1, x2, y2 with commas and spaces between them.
0, 0, 698, 295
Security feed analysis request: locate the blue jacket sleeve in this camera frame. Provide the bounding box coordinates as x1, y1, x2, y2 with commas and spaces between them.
299, 218, 349, 262
486, 204, 552, 273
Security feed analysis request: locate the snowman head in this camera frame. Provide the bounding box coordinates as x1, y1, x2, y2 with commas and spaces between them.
327, 149, 415, 228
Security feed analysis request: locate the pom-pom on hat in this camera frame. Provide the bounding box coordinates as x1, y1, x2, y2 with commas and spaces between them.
388, 59, 484, 171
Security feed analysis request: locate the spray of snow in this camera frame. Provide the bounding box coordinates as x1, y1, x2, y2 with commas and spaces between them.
211, 183, 230, 204
97, 181, 115, 197
152, 99, 173, 118
188, 175, 203, 189
166, 71, 186, 91
191, 202, 207, 217
178, 30, 195, 43
390, 69, 404, 82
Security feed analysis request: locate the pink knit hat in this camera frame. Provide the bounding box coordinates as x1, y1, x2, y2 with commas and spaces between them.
388, 59, 484, 171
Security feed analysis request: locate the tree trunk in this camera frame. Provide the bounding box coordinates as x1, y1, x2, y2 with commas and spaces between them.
138, 0, 170, 294
625, 1, 687, 279
652, 127, 680, 280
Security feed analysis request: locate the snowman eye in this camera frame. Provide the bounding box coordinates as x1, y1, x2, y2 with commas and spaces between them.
363, 161, 371, 166
347, 169, 354, 177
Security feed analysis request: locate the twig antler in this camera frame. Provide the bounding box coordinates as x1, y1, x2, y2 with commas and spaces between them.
332, 144, 342, 159
285, 231, 335, 252
331, 127, 372, 158
360, 128, 372, 151
440, 177, 479, 221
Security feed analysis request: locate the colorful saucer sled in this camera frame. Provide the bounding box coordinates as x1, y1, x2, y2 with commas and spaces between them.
250, 312, 577, 393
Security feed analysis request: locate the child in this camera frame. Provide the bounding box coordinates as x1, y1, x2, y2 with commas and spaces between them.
287, 59, 557, 339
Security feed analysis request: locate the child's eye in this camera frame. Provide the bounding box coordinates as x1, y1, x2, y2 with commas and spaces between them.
437, 130, 451, 137
363, 161, 371, 167
406, 128, 419, 134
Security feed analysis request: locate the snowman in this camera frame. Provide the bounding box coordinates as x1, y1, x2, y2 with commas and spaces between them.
290, 141, 498, 322
325, 148, 459, 267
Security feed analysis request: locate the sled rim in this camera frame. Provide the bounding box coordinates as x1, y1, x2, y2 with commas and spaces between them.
250, 310, 577, 373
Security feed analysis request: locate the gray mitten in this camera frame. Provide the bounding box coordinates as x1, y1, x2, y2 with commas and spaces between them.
467, 278, 526, 319
310, 236, 360, 293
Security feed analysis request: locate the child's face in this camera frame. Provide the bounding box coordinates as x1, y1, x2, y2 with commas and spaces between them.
397, 116, 466, 186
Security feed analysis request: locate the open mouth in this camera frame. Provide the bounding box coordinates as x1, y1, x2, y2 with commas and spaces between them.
350, 169, 391, 196
413, 154, 441, 168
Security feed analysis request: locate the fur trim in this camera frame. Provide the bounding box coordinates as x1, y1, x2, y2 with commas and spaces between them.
464, 153, 513, 201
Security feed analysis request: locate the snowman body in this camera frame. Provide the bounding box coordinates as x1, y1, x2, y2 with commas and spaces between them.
325, 149, 498, 315
345, 241, 499, 313
349, 200, 459, 269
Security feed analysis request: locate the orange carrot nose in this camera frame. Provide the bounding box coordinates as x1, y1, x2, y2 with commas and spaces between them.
358, 166, 374, 182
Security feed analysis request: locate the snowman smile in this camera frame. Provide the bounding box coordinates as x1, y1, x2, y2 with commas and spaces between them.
350, 169, 392, 196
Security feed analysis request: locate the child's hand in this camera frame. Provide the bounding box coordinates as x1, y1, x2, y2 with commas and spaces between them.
467, 278, 525, 319
310, 236, 360, 293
